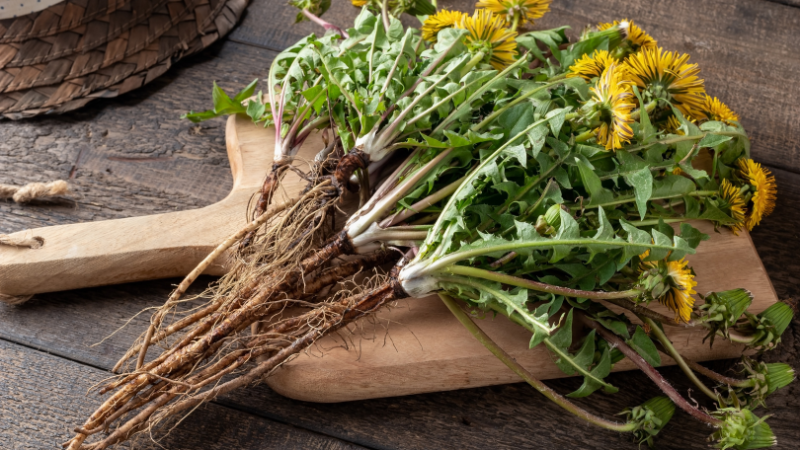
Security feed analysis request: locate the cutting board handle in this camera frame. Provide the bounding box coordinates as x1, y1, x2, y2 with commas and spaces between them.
0, 115, 290, 299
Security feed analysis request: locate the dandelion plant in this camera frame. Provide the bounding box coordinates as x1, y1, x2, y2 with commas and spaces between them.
65, 3, 791, 450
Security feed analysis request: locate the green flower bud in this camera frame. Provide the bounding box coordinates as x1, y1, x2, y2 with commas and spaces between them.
535, 204, 563, 236
736, 302, 794, 351
544, 203, 563, 229
710, 408, 776, 450
727, 358, 795, 409
622, 396, 675, 447
697, 289, 754, 347
765, 362, 795, 395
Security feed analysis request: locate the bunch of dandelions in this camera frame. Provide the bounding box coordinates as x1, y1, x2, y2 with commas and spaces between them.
65, 3, 791, 450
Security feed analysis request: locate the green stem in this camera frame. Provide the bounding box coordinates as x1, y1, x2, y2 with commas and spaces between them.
410, 213, 440, 225
444, 276, 554, 335
441, 265, 641, 300
644, 318, 719, 400
615, 134, 703, 155
724, 330, 757, 345
438, 293, 636, 433
585, 318, 724, 427
367, 24, 378, 85
422, 236, 690, 275
510, 13, 520, 33
598, 164, 675, 181
627, 217, 690, 227
711, 149, 719, 180
460, 51, 485, 79
295, 114, 330, 144
603, 297, 687, 327
376, 56, 467, 148
574, 129, 595, 142
434, 54, 532, 135
381, 0, 390, 31
382, 177, 464, 227
346, 148, 454, 237
582, 190, 718, 210
630, 100, 658, 119
472, 75, 568, 132
376, 30, 412, 106
351, 228, 430, 249
425, 113, 556, 250
680, 356, 753, 388
477, 299, 620, 401
406, 73, 495, 128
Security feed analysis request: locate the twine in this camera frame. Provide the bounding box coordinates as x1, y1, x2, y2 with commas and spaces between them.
0, 180, 69, 203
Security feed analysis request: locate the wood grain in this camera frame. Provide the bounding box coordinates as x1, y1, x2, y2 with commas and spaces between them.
0, 338, 365, 450
0, 118, 795, 449
0, 40, 276, 238
0, 114, 322, 297
1, 111, 775, 395
0, 0, 798, 449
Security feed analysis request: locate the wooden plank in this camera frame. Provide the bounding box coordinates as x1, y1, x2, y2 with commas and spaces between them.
230, 0, 800, 175
0, 166, 796, 448
0, 5, 795, 449
1, 113, 778, 400
0, 338, 365, 450
0, 40, 276, 235
0, 116, 324, 297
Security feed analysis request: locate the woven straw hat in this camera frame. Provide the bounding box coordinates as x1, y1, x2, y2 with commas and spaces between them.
0, 0, 248, 118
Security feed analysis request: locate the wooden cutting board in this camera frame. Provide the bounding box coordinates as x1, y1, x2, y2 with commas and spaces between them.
253, 121, 779, 402
0, 114, 778, 403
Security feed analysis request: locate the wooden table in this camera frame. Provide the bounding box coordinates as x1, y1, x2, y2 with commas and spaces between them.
1, 0, 798, 448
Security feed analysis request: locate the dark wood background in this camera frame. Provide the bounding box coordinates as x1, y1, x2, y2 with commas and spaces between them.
1, 0, 798, 448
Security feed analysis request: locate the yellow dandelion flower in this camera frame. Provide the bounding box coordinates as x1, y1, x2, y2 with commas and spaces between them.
476, 0, 552, 27
597, 19, 658, 52
624, 47, 706, 120
662, 115, 685, 135
719, 179, 747, 235
641, 256, 697, 323
567, 49, 615, 80
589, 63, 635, 150
351, 0, 369, 6
421, 9, 466, 42
662, 258, 697, 323
457, 9, 518, 71
737, 158, 777, 230
701, 95, 740, 125
672, 166, 683, 175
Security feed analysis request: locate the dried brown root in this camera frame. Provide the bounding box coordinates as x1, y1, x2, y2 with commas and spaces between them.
112, 180, 338, 373
74, 277, 407, 450
132, 183, 329, 371
334, 150, 369, 191
241, 164, 292, 249
68, 171, 377, 449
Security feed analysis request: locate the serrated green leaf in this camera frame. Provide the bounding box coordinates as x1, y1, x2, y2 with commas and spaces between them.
627, 167, 654, 220
568, 346, 617, 397
232, 78, 258, 103
627, 326, 662, 367
503, 144, 527, 167
698, 133, 733, 149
